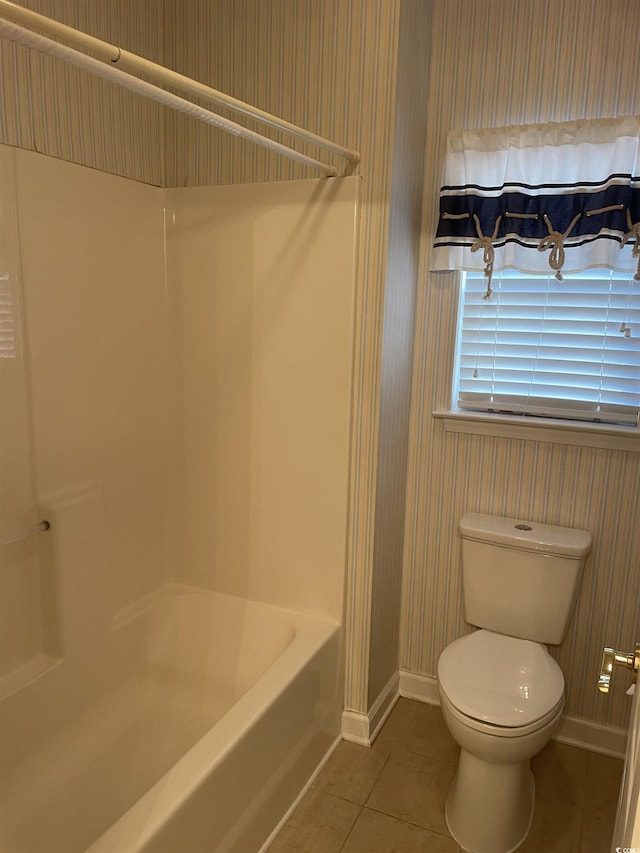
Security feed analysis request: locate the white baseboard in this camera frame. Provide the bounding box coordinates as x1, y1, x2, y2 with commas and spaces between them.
342, 671, 400, 746
398, 669, 440, 705
341, 710, 371, 745
398, 669, 627, 760
554, 714, 627, 759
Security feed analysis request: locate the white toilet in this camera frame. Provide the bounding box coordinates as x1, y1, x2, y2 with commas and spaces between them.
437, 513, 591, 853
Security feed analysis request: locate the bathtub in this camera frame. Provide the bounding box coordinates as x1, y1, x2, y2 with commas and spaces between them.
0, 587, 342, 853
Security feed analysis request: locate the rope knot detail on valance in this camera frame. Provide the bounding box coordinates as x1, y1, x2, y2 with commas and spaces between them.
537, 213, 582, 280
621, 209, 640, 280
431, 115, 640, 279
470, 214, 501, 298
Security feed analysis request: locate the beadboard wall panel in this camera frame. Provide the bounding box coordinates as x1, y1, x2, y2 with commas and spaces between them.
403, 0, 640, 729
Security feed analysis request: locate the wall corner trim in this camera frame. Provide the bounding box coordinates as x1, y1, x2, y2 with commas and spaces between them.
398, 670, 627, 760
342, 671, 400, 746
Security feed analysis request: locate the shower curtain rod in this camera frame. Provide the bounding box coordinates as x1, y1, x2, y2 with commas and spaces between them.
0, 1, 360, 176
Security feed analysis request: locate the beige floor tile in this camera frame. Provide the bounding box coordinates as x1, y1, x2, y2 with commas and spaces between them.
398, 701, 459, 765
313, 740, 391, 805
531, 740, 589, 805
268, 788, 360, 853
585, 751, 623, 812
342, 808, 460, 853
269, 703, 614, 853
580, 803, 615, 853
518, 793, 583, 853
366, 748, 455, 837
376, 698, 416, 744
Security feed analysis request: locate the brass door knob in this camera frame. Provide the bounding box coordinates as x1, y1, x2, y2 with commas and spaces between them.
598, 645, 640, 693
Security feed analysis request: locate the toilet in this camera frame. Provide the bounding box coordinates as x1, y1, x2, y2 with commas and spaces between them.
437, 513, 591, 853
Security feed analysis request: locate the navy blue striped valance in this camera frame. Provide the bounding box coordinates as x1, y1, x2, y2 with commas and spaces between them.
431, 116, 640, 295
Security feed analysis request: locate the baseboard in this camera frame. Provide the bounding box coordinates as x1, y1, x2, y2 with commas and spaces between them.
341, 710, 371, 745
398, 669, 627, 759
342, 671, 400, 746
554, 714, 627, 759
398, 669, 441, 705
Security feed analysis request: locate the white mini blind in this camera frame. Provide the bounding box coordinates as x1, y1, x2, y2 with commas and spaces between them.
0, 275, 16, 359
456, 271, 640, 426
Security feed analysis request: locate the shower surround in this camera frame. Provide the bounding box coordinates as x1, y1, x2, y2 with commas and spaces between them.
0, 145, 358, 852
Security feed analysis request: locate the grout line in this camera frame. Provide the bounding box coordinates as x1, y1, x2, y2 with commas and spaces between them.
357, 803, 459, 845
577, 802, 586, 853
336, 803, 363, 853
273, 699, 619, 852
362, 745, 393, 806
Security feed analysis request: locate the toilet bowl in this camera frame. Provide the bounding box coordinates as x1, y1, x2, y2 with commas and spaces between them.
438, 629, 565, 853
437, 514, 591, 853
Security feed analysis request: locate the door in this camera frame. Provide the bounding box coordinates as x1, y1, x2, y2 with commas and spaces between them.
603, 644, 640, 851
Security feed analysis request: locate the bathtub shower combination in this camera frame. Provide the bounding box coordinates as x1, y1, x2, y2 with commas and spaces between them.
0, 79, 359, 851
2, 587, 341, 853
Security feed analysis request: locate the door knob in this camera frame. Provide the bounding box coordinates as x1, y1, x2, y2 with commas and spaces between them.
598, 644, 640, 693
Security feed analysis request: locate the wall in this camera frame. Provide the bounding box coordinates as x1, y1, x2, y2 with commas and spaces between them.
159, 0, 410, 712
403, 0, 640, 730
0, 0, 164, 184
169, 177, 359, 621
0, 146, 42, 684
367, 0, 431, 709
161, 0, 412, 716
1, 145, 358, 659
10, 144, 174, 641
0, 149, 180, 851
0, 1, 176, 706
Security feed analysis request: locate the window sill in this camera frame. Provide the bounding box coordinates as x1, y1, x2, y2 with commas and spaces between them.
433, 409, 640, 452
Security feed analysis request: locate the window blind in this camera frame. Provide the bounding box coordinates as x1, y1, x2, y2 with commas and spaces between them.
456, 271, 640, 426
0, 275, 16, 359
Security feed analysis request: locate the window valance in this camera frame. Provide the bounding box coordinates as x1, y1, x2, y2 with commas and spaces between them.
431, 116, 640, 296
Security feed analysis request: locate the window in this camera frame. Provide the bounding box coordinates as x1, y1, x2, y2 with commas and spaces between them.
432, 116, 640, 433
453, 270, 640, 427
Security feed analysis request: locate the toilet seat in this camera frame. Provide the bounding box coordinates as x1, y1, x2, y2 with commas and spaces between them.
439, 686, 564, 739
438, 629, 565, 730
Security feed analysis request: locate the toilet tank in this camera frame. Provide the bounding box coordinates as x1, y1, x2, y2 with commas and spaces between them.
460, 513, 592, 645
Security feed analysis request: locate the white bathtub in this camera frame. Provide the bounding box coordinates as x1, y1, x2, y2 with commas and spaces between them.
0, 588, 342, 853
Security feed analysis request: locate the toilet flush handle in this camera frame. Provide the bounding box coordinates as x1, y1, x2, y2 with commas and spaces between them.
598, 645, 640, 693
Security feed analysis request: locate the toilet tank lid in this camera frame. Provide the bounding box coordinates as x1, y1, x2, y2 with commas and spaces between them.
460, 513, 592, 557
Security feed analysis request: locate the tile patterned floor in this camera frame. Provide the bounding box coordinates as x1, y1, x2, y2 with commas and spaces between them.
268, 698, 623, 853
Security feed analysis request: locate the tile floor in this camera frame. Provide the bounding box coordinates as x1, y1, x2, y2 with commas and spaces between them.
268, 698, 623, 853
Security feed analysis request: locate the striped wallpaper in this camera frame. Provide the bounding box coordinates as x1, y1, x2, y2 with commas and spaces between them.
403, 0, 640, 729
367, 0, 431, 710
0, 0, 164, 184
